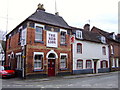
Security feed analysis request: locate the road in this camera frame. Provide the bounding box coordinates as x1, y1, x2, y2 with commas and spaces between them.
2, 72, 119, 89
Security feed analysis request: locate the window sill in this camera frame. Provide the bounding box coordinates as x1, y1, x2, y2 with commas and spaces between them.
60, 44, 67, 46
35, 40, 44, 44
34, 69, 44, 72
60, 68, 68, 71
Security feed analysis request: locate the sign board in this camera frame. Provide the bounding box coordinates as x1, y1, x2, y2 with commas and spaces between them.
70, 35, 75, 44
21, 28, 27, 46
46, 31, 58, 48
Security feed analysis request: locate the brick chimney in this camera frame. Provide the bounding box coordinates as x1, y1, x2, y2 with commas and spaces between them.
36, 3, 45, 11
83, 24, 90, 31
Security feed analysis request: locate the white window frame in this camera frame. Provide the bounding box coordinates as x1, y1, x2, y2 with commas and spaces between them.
111, 45, 114, 54
34, 52, 44, 70
76, 30, 83, 39
8, 54, 11, 66
77, 60, 83, 69
35, 26, 43, 41
102, 61, 107, 68
35, 23, 44, 29
101, 36, 106, 43
112, 58, 115, 67
116, 58, 119, 67
60, 31, 66, 44
16, 52, 22, 70
60, 53, 67, 69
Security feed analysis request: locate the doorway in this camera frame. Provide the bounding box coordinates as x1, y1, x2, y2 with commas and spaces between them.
94, 61, 97, 73
48, 53, 56, 76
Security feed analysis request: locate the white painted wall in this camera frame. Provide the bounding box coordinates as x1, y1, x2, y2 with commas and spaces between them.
73, 40, 109, 71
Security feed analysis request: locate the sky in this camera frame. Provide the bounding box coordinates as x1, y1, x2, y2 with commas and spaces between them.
0, 0, 119, 34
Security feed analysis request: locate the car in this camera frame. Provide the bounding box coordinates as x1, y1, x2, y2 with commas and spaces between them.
0, 65, 15, 78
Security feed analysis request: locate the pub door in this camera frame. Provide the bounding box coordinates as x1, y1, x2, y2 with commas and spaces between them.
48, 59, 55, 76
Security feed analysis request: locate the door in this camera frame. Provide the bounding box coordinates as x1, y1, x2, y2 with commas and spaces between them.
94, 62, 97, 73
48, 59, 55, 76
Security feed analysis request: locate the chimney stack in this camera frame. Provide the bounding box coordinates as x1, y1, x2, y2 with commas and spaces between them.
36, 3, 45, 11
83, 24, 90, 31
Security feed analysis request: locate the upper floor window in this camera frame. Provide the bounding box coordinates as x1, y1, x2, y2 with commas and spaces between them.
77, 59, 83, 69
102, 46, 106, 55
101, 36, 106, 43
77, 43, 82, 54
112, 33, 116, 40
86, 60, 92, 69
60, 31, 66, 44
76, 30, 82, 39
35, 26, 43, 41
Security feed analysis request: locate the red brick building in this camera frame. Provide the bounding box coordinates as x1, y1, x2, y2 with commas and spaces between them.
91, 27, 120, 71
5, 4, 72, 78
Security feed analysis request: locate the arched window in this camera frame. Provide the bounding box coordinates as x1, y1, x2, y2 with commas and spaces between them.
102, 46, 106, 55
77, 43, 82, 54
101, 60, 108, 68
86, 60, 92, 69
77, 59, 83, 69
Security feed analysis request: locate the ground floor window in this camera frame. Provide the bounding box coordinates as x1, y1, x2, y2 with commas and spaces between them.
60, 53, 67, 69
86, 60, 92, 69
77, 60, 83, 69
16, 54, 22, 70
101, 60, 108, 68
111, 58, 119, 67
34, 52, 44, 70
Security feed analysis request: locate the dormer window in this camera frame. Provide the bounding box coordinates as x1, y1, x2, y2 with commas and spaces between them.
101, 36, 106, 43
76, 30, 82, 39
113, 33, 116, 40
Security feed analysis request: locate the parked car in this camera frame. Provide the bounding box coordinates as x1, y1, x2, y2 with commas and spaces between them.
0, 65, 15, 78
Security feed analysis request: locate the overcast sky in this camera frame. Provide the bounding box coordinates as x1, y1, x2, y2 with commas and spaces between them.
0, 0, 119, 34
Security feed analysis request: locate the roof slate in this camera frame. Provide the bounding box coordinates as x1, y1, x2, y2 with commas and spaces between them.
71, 26, 102, 43
91, 26, 120, 43
28, 10, 70, 29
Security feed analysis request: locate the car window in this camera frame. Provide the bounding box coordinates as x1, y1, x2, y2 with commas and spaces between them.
0, 66, 4, 70
4, 66, 11, 70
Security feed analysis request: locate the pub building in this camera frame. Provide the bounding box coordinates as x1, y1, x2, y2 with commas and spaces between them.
5, 4, 72, 78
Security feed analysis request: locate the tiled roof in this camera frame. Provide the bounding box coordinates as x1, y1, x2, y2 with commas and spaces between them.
91, 26, 120, 43
28, 10, 70, 29
71, 26, 102, 43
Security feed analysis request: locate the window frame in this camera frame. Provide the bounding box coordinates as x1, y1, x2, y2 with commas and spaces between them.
101, 36, 106, 43
16, 52, 22, 70
60, 53, 67, 69
76, 30, 83, 39
77, 59, 83, 69
35, 26, 43, 42
86, 60, 92, 69
101, 60, 108, 68
77, 43, 82, 54
110, 45, 114, 55
102, 46, 106, 55
34, 52, 44, 70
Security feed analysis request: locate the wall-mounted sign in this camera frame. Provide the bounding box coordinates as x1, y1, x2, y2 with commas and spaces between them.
21, 28, 27, 46
70, 35, 75, 44
46, 31, 58, 48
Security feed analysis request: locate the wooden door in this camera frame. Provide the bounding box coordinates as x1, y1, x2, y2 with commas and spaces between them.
94, 62, 97, 73
48, 59, 55, 76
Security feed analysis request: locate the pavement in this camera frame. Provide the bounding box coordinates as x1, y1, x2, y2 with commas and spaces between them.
21, 71, 119, 82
